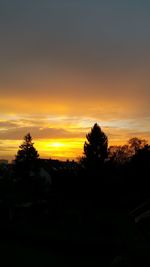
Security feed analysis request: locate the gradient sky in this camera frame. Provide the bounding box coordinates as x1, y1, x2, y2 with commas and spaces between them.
0, 0, 150, 161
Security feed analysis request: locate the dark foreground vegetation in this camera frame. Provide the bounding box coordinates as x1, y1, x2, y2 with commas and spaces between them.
0, 124, 150, 266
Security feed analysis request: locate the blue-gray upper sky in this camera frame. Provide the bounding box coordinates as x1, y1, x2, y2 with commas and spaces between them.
1, 1, 150, 88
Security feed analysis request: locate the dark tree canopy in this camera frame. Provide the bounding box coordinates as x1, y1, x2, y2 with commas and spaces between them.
83, 123, 108, 169
15, 133, 39, 164
108, 145, 130, 164
128, 137, 147, 154
108, 137, 148, 165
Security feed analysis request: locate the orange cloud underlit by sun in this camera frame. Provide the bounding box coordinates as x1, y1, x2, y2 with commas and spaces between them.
0, 94, 139, 119
0, 97, 69, 114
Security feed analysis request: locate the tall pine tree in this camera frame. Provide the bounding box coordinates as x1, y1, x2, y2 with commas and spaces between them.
15, 133, 39, 164
83, 123, 108, 170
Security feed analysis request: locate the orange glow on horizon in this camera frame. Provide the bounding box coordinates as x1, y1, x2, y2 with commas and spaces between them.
0, 98, 149, 162
1, 133, 149, 162
35, 138, 84, 160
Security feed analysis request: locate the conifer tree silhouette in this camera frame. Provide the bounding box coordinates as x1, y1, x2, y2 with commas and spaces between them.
15, 133, 39, 164
83, 123, 108, 169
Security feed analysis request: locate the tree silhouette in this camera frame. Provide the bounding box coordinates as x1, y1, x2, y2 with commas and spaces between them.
128, 137, 147, 154
108, 145, 130, 164
83, 123, 108, 170
15, 133, 39, 165
14, 134, 46, 201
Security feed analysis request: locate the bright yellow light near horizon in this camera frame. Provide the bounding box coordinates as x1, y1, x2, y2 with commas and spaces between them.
50, 142, 65, 148
35, 138, 84, 160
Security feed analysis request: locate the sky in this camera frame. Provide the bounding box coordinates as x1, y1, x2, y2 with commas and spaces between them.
0, 0, 150, 161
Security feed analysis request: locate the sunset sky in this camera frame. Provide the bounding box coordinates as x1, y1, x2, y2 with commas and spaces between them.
0, 0, 150, 161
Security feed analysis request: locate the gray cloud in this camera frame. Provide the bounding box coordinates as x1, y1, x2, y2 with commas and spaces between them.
0, 126, 84, 140
0, 121, 18, 128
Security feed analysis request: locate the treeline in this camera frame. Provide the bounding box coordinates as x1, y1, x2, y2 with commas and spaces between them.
0, 123, 150, 223
13, 123, 150, 168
